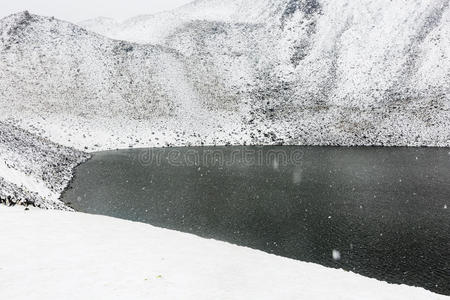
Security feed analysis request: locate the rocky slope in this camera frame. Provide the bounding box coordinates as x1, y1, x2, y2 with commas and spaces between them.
0, 121, 89, 209
0, 0, 448, 151
0, 10, 249, 151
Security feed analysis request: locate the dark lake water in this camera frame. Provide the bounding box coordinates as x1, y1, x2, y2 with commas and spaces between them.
62, 146, 450, 295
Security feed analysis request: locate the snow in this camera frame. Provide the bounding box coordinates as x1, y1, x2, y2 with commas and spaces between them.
0, 206, 447, 300
332, 249, 341, 261
1, 1, 449, 150
0, 159, 58, 202
79, 0, 284, 44
0, 121, 88, 208
0, 3, 449, 296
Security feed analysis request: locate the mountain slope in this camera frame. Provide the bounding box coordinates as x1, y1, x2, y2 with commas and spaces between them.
0, 11, 201, 118
80, 0, 450, 107
79, 0, 285, 44
0, 120, 88, 209
0, 11, 248, 149
1, 0, 450, 148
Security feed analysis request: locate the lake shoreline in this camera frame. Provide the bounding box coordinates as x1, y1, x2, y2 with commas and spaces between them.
62, 146, 450, 295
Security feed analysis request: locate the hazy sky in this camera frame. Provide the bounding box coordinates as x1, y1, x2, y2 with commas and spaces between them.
1, 0, 193, 22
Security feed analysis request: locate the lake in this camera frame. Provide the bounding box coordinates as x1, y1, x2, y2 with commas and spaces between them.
61, 146, 450, 295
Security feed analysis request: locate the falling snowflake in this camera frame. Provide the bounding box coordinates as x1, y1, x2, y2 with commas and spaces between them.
332, 249, 341, 261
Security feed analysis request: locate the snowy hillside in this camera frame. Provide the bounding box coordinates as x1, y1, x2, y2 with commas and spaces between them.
87, 0, 450, 108
80, 0, 285, 44
0, 121, 88, 209
81, 0, 450, 108
0, 1, 447, 151
0, 11, 204, 120
0, 11, 249, 150
78, 17, 118, 38
1, 206, 448, 300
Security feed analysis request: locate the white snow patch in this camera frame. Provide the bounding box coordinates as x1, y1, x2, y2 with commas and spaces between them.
0, 206, 447, 300
0, 160, 58, 202
332, 249, 341, 261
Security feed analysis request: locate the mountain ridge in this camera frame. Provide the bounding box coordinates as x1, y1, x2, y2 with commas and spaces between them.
1, 1, 450, 149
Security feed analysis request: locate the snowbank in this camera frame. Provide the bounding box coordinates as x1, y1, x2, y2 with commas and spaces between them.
0, 206, 447, 300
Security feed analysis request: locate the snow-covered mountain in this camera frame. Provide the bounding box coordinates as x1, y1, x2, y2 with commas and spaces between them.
0, 11, 205, 119
1, 1, 449, 149
79, 0, 285, 44
78, 17, 118, 38
0, 11, 249, 149
81, 0, 450, 106
1, 0, 450, 206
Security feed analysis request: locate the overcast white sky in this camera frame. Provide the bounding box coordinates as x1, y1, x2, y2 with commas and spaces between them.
1, 0, 193, 22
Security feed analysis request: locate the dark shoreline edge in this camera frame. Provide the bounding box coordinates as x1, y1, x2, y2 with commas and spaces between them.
59, 153, 92, 211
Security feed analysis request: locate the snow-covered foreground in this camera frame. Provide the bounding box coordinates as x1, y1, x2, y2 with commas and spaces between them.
0, 206, 447, 300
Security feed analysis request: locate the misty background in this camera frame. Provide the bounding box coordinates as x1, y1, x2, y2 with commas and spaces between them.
0, 0, 193, 22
